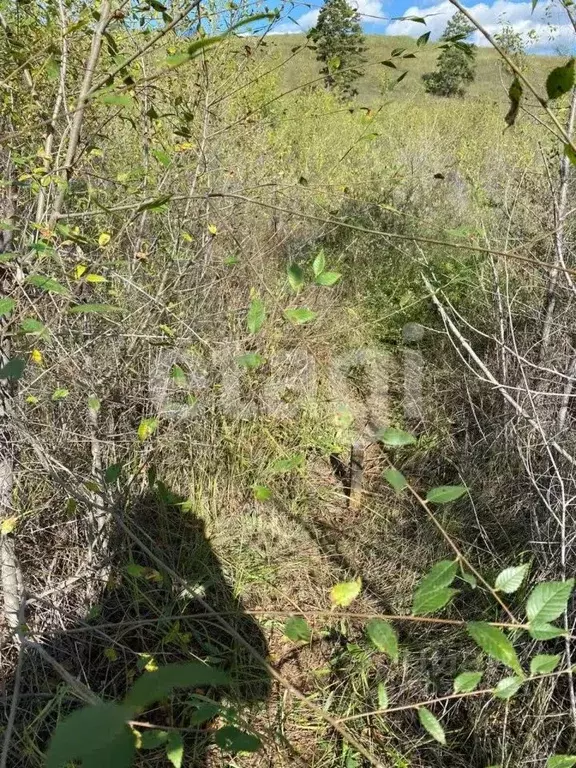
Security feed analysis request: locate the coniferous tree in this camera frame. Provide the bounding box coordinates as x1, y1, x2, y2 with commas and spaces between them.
422, 12, 477, 97
307, 0, 366, 99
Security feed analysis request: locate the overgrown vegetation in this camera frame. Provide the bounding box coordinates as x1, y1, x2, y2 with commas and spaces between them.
1, 1, 576, 767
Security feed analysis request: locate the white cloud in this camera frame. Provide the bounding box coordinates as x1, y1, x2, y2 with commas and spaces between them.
386, 0, 576, 52
273, 0, 385, 34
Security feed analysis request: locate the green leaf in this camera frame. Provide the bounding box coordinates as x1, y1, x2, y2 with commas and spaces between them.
166, 52, 194, 68
98, 92, 134, 108
453, 671, 483, 693
417, 31, 431, 45
312, 249, 326, 277
493, 676, 523, 699
124, 663, 229, 711
166, 732, 184, 768
0, 357, 26, 380
214, 725, 262, 754
152, 149, 171, 167
190, 703, 220, 724
237, 353, 264, 369
330, 577, 362, 607
383, 467, 407, 493
287, 264, 304, 292
25, 274, 69, 296
82, 726, 135, 768
88, 396, 100, 412
0, 298, 15, 317
316, 271, 341, 286
529, 622, 567, 640
416, 560, 458, 591
565, 144, 576, 166
104, 463, 122, 484
505, 76, 523, 127
140, 730, 169, 749
247, 297, 265, 334
170, 365, 187, 387
530, 654, 561, 675
52, 388, 69, 401
460, 571, 477, 589
494, 564, 529, 594
284, 616, 312, 642
426, 485, 467, 504
284, 308, 317, 325
548, 757, 576, 768
526, 580, 574, 624
418, 707, 446, 745
376, 427, 416, 446
412, 561, 459, 615
546, 59, 575, 100
253, 484, 271, 501
366, 619, 398, 661
20, 318, 45, 334
46, 703, 133, 768
136, 194, 171, 212
467, 622, 523, 676
270, 453, 304, 473
168, 34, 224, 66
413, 587, 457, 615
377, 681, 389, 709
69, 303, 122, 315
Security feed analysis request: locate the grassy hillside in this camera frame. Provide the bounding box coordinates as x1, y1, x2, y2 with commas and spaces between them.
262, 33, 561, 103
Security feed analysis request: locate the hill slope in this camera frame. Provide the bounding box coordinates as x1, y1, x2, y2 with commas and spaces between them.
261, 33, 561, 103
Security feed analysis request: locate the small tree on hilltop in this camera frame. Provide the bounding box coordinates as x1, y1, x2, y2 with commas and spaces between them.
495, 21, 527, 74
307, 0, 366, 99
422, 12, 477, 97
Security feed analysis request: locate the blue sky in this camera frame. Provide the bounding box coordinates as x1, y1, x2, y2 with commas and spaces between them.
272, 0, 575, 53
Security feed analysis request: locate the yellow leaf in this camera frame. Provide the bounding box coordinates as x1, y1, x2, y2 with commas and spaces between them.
98, 233, 111, 247
74, 264, 87, 279
30, 349, 43, 365
25, 395, 38, 404
182, 232, 193, 243
146, 568, 163, 583
330, 577, 362, 607
138, 653, 159, 672
85, 274, 107, 283
132, 729, 142, 750
138, 417, 158, 441
207, 223, 218, 236
1, 517, 18, 534
175, 142, 195, 151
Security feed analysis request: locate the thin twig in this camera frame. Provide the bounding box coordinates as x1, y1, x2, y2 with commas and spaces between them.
336, 666, 576, 723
